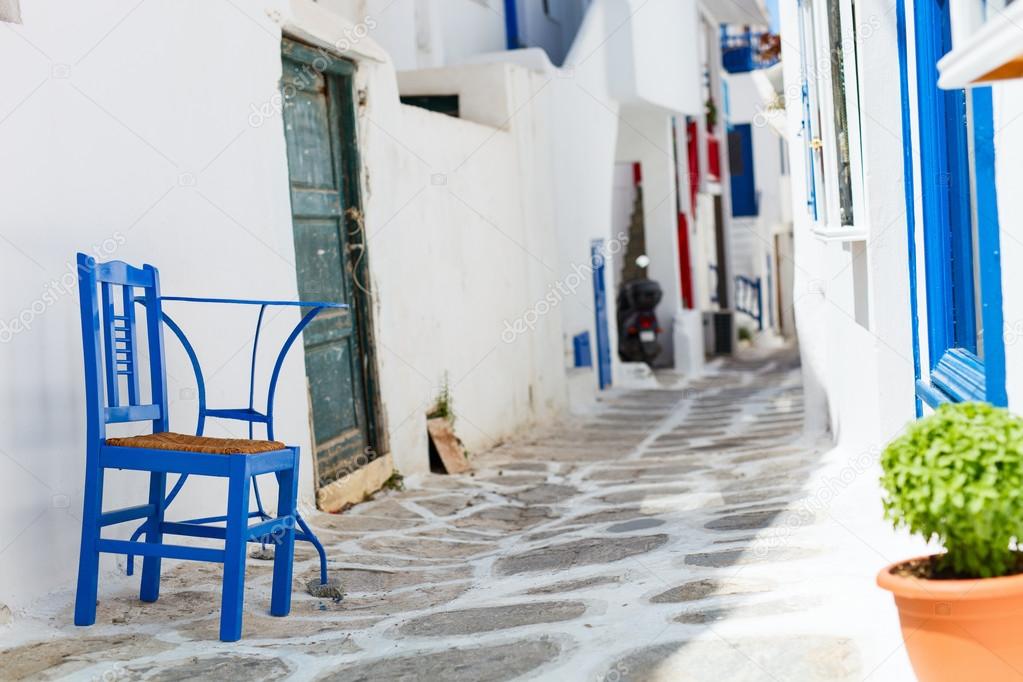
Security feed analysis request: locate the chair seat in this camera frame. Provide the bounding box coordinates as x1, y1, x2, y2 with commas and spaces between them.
105, 432, 287, 455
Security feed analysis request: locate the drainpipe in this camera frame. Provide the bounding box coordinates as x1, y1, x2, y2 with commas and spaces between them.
504, 0, 520, 49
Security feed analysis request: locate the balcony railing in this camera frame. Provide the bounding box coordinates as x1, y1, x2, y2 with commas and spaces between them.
721, 29, 780, 74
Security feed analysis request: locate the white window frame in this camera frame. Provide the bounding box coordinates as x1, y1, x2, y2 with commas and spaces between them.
939, 0, 1023, 88
798, 0, 869, 241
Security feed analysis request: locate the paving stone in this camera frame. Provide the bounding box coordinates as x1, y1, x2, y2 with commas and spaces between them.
96, 589, 219, 625
608, 636, 860, 681
524, 574, 623, 595
649, 578, 767, 604
607, 517, 666, 532
177, 613, 343, 640
317, 639, 562, 682
131, 654, 292, 681
298, 565, 472, 593
674, 595, 822, 624
705, 509, 813, 531
412, 494, 487, 516
309, 581, 473, 615
0, 634, 174, 681
495, 535, 669, 575
555, 507, 647, 527
505, 483, 579, 505
684, 546, 820, 567
597, 487, 691, 505
396, 600, 587, 636
452, 504, 557, 531
358, 535, 495, 560
474, 473, 548, 487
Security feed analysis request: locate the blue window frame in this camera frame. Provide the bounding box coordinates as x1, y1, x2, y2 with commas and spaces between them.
900, 0, 1006, 408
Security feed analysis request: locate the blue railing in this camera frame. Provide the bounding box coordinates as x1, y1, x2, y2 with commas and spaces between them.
721, 29, 780, 74
734, 275, 764, 330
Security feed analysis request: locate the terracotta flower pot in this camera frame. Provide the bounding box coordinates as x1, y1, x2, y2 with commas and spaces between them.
877, 556, 1023, 681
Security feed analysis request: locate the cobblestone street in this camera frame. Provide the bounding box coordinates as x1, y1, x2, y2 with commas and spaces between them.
0, 347, 915, 681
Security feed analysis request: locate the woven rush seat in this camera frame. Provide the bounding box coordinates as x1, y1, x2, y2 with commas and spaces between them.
105, 432, 286, 455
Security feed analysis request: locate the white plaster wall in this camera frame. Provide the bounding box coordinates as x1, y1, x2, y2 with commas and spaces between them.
360, 61, 567, 476
993, 80, 1023, 412
604, 0, 702, 115
437, 0, 506, 65
0, 0, 309, 610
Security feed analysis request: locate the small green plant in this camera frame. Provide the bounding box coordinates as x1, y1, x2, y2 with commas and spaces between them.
381, 470, 405, 492
738, 326, 753, 342
427, 373, 454, 425
880, 402, 1023, 578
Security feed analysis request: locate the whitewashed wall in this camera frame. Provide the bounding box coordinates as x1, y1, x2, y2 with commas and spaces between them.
0, 0, 310, 611
777, 0, 917, 444
993, 81, 1023, 413
0, 0, 567, 612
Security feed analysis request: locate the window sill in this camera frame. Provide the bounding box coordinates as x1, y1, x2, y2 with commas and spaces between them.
938, 3, 1023, 89
810, 225, 868, 242
916, 349, 987, 408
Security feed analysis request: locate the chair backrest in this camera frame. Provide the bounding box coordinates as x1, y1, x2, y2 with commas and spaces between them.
77, 253, 169, 443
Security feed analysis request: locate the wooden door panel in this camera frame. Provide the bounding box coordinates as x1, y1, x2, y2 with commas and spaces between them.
281, 51, 371, 495
283, 91, 336, 190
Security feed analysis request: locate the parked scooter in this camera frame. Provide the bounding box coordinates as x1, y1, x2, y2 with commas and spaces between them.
617, 279, 663, 365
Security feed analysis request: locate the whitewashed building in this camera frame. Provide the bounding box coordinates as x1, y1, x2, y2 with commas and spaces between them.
778, 0, 1023, 446
0, 0, 785, 612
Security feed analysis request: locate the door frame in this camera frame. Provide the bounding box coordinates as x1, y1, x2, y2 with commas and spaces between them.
281, 38, 387, 484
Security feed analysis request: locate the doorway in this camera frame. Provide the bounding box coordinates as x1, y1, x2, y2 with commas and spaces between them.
280, 39, 382, 500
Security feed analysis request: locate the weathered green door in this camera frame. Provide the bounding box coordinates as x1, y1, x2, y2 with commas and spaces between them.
280, 43, 375, 494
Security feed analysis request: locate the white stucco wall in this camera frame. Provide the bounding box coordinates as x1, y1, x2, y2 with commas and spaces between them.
0, 0, 310, 610
993, 81, 1023, 413
365, 62, 567, 475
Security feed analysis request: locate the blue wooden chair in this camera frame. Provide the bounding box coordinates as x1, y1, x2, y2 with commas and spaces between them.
73, 254, 300, 642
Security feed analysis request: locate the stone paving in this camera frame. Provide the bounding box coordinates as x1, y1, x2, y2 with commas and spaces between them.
0, 346, 916, 681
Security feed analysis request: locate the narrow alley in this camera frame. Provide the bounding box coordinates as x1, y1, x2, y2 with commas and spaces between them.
0, 347, 913, 681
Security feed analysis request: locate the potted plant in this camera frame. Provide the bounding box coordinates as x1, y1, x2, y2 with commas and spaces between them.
877, 401, 1023, 681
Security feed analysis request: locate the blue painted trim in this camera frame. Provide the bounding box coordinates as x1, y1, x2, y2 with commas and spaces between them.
895, 0, 923, 417
972, 87, 1007, 406
591, 240, 612, 390
915, 379, 948, 408
905, 0, 1005, 409
931, 348, 986, 402
504, 0, 519, 49
572, 331, 593, 368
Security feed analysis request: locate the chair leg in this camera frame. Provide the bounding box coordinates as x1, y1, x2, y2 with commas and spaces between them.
140, 472, 167, 603
74, 461, 104, 626
271, 451, 299, 617
220, 461, 251, 642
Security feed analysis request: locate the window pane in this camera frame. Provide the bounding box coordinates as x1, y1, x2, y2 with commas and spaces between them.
826, 0, 855, 226
801, 0, 827, 218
